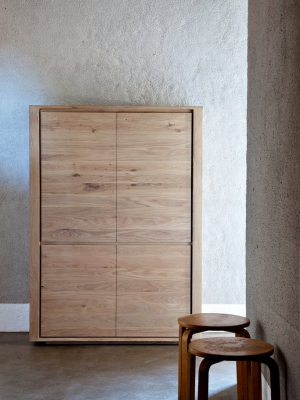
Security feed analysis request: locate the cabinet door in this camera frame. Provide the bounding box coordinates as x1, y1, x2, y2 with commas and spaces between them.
116, 245, 191, 337
41, 112, 116, 243
41, 245, 116, 337
117, 113, 191, 242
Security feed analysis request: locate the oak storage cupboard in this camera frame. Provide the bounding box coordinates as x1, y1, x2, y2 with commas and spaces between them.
29, 106, 202, 343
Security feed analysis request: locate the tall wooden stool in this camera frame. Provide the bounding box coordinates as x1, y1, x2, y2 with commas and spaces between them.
189, 337, 280, 400
178, 313, 254, 400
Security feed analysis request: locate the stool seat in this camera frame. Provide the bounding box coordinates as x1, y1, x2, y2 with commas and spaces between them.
189, 337, 274, 360
178, 313, 250, 331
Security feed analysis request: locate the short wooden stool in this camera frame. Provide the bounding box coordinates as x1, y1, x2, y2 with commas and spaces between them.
189, 337, 280, 400
178, 313, 253, 400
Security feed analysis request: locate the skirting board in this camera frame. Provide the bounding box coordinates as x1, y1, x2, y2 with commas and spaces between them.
0, 304, 29, 332
0, 303, 246, 332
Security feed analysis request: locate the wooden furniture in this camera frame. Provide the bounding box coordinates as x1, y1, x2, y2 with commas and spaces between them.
29, 105, 202, 343
189, 337, 280, 400
178, 313, 253, 400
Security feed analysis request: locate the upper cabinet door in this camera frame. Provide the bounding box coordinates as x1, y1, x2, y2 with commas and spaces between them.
117, 113, 192, 242
41, 112, 116, 243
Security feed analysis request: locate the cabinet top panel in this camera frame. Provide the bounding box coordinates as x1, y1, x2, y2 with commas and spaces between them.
30, 105, 202, 113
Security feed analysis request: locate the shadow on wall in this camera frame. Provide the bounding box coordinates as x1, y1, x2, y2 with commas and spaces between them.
254, 320, 288, 397
0, 171, 29, 303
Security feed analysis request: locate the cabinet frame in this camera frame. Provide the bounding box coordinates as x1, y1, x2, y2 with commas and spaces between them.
29, 105, 202, 343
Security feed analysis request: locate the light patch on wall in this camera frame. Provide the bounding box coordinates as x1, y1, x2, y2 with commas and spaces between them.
0, 304, 29, 332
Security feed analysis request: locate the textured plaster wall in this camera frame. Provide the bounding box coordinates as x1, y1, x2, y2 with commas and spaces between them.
247, 0, 300, 398
0, 0, 247, 305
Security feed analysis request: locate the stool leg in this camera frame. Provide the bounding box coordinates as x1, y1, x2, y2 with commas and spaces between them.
182, 329, 194, 400
178, 325, 184, 400
198, 359, 210, 400
260, 358, 280, 400
252, 362, 262, 400
198, 358, 221, 400
236, 330, 252, 400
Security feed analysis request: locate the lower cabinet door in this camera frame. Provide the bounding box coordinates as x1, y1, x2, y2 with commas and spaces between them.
41, 245, 116, 338
116, 245, 191, 337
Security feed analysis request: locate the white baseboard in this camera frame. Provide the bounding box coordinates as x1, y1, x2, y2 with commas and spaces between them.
0, 304, 29, 332
0, 303, 246, 332
202, 304, 246, 316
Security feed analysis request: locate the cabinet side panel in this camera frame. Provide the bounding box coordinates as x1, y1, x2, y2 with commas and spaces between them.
117, 245, 191, 337
192, 108, 203, 314
29, 106, 40, 341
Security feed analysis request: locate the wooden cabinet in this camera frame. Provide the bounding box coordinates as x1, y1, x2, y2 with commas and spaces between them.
30, 106, 202, 343
116, 245, 191, 337
41, 245, 116, 337
117, 113, 191, 242
41, 112, 117, 243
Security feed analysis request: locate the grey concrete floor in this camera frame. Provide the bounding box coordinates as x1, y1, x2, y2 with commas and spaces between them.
0, 333, 237, 400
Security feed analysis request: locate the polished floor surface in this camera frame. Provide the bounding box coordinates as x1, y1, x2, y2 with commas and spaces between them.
0, 333, 237, 400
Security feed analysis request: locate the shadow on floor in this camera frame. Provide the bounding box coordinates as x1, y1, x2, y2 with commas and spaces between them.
209, 385, 237, 399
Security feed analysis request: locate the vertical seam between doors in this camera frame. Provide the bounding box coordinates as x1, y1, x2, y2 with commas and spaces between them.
115, 113, 118, 337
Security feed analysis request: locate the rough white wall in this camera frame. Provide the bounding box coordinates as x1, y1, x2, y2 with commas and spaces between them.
0, 0, 247, 313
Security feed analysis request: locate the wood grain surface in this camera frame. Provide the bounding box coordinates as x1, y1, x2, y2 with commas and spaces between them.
41, 112, 117, 243
189, 337, 274, 360
116, 245, 191, 337
117, 113, 191, 242
30, 106, 202, 342
41, 245, 116, 337
29, 106, 40, 341
192, 107, 202, 315
178, 313, 250, 331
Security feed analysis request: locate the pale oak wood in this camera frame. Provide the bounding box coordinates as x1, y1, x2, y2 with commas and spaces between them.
192, 107, 203, 315
41, 112, 116, 243
35, 105, 198, 113
40, 337, 179, 343
29, 106, 40, 341
117, 245, 191, 337
30, 105, 203, 343
117, 113, 191, 161
41, 245, 116, 337
117, 113, 191, 242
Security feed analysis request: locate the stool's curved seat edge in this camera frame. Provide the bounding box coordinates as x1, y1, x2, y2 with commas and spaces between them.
188, 337, 274, 360
178, 313, 250, 331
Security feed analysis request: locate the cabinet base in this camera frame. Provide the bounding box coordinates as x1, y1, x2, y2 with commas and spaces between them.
31, 337, 178, 344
